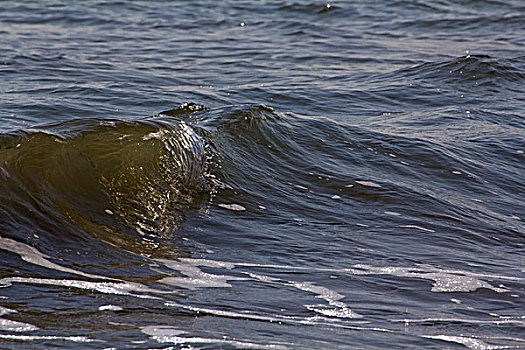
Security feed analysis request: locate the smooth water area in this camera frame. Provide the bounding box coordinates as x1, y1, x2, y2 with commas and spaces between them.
0, 1, 524, 349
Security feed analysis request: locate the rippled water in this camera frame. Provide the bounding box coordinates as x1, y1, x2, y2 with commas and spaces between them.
1, 1, 524, 349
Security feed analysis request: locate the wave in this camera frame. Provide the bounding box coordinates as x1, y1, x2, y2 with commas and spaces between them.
192, 104, 523, 246
396, 54, 525, 86
0, 106, 210, 247
1, 103, 522, 259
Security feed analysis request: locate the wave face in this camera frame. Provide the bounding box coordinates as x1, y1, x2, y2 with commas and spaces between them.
0, 108, 209, 248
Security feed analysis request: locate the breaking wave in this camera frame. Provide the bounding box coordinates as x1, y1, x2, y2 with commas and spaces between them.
0, 104, 210, 246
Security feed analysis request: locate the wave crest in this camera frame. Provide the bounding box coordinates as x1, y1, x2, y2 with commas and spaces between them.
400, 54, 525, 86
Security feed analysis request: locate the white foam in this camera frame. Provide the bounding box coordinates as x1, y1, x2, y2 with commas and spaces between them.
166, 299, 393, 334
244, 271, 282, 283
177, 258, 236, 269
181, 258, 518, 294
0, 334, 97, 343
421, 335, 497, 350
0, 306, 16, 316
152, 256, 520, 342
0, 236, 110, 280
162, 259, 360, 320
305, 305, 358, 319
291, 281, 360, 318
355, 180, 381, 188
0, 277, 166, 299
0, 318, 38, 332
98, 305, 123, 311
429, 273, 500, 292
141, 325, 185, 337
141, 325, 289, 349
158, 259, 247, 289
398, 316, 525, 326
159, 275, 243, 289
218, 203, 246, 211
400, 225, 435, 233
351, 264, 507, 293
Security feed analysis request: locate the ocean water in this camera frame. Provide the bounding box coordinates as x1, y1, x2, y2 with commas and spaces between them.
0, 1, 524, 349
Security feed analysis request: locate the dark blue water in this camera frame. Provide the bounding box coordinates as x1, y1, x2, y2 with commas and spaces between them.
1, 1, 524, 348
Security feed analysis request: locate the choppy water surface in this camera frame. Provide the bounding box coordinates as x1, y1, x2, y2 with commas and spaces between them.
1, 1, 524, 349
